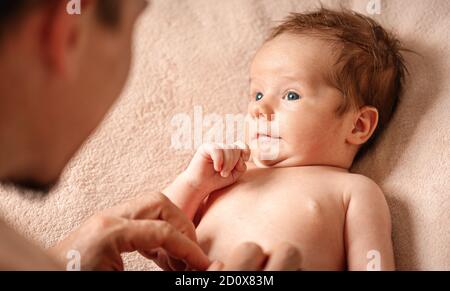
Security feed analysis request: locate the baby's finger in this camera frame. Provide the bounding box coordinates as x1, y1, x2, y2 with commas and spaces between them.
220, 149, 233, 177
221, 149, 241, 178
202, 143, 224, 172
229, 162, 246, 182
234, 142, 251, 162
211, 148, 224, 172
235, 158, 246, 173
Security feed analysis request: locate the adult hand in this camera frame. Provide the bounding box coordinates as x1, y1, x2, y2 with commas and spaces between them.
50, 192, 210, 271
208, 242, 301, 271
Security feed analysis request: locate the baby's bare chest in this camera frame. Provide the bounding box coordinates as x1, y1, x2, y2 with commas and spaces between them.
196, 168, 347, 268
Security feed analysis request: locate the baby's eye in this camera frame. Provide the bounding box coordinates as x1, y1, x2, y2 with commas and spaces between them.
255, 92, 264, 101
285, 91, 301, 101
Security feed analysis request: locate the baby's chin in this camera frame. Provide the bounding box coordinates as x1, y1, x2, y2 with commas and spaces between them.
252, 155, 316, 169
250, 147, 312, 168
252, 157, 280, 168
250, 148, 292, 168
248, 136, 294, 167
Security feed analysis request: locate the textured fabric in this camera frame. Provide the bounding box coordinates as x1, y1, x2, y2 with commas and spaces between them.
0, 0, 448, 270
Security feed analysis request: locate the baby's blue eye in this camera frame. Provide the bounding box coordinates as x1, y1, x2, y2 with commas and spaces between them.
255, 92, 264, 101
286, 91, 301, 101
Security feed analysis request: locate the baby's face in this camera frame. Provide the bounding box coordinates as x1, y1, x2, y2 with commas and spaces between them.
247, 33, 353, 168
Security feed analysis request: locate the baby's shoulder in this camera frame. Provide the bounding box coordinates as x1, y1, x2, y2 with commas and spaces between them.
340, 172, 386, 207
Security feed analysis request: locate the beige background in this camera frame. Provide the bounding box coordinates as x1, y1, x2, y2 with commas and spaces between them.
0, 0, 449, 270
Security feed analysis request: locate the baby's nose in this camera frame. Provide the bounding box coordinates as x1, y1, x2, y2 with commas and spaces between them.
250, 102, 275, 121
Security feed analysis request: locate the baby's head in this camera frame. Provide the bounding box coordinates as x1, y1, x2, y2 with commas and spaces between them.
247, 8, 407, 169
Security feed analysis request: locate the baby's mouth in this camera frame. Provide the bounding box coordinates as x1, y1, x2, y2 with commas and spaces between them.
256, 133, 281, 141
253, 132, 282, 161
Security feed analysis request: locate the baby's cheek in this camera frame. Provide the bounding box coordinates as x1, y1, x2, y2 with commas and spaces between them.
286, 113, 336, 151
283, 111, 320, 140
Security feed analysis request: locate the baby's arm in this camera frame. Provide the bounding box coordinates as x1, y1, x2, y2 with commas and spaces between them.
344, 177, 395, 271
163, 172, 205, 222
163, 143, 250, 220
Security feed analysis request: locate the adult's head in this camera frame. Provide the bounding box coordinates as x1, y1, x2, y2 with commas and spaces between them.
0, 0, 148, 191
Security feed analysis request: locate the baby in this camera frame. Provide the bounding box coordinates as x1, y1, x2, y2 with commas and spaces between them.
163, 8, 407, 270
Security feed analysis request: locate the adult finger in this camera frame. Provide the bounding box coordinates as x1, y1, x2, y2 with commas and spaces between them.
265, 243, 301, 271
208, 261, 224, 271
117, 219, 210, 270
223, 242, 267, 271
103, 193, 198, 242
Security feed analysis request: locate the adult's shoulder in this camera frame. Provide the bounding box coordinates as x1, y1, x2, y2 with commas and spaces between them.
0, 218, 61, 270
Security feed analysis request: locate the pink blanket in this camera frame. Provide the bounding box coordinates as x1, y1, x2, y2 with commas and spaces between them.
0, 0, 449, 270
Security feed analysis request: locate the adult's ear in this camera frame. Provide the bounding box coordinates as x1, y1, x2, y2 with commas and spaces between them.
42, 0, 95, 78
346, 106, 379, 146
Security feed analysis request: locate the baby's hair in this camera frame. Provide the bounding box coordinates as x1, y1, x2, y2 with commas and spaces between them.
269, 8, 408, 159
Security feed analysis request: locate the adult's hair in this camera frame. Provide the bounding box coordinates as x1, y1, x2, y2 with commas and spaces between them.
0, 0, 120, 40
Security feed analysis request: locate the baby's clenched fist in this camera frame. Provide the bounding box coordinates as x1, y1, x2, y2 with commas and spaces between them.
183, 142, 251, 196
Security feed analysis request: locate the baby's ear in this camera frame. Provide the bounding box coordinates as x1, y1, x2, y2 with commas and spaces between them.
346, 106, 379, 146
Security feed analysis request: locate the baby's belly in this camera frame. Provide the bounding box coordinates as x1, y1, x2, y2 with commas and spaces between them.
196, 188, 346, 270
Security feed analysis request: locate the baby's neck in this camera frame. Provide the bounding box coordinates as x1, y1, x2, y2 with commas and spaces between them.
249, 160, 350, 173
250, 155, 352, 171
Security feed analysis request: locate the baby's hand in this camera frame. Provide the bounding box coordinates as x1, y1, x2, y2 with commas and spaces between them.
183, 142, 251, 196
